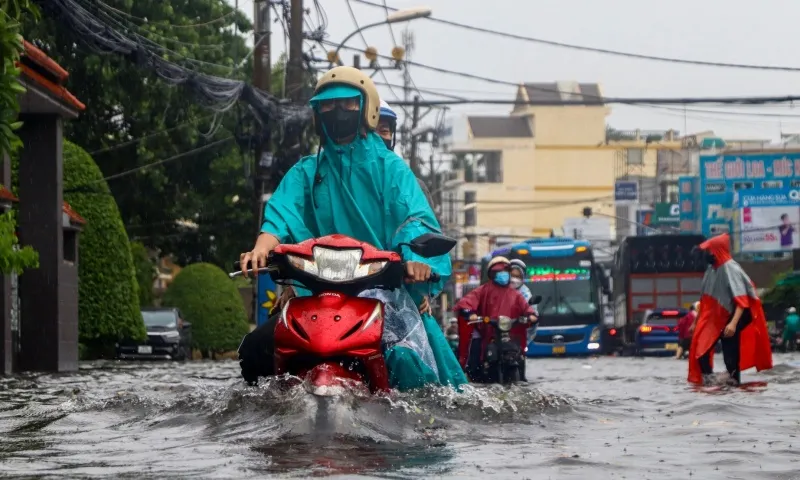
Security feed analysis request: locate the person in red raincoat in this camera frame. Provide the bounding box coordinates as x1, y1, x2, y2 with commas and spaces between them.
688, 234, 773, 386
453, 256, 537, 381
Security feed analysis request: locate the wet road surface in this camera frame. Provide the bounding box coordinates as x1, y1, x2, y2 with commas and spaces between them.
1, 354, 799, 479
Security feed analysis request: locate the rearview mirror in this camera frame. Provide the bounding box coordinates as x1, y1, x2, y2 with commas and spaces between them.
530, 295, 542, 305
407, 233, 457, 258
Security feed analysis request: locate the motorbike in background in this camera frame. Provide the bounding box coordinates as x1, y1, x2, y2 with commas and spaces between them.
467, 295, 542, 385
231, 233, 456, 395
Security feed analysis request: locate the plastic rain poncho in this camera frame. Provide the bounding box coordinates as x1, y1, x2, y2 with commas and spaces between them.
260, 86, 467, 391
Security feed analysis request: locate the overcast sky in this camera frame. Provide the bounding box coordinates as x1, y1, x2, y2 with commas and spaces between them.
242, 0, 800, 142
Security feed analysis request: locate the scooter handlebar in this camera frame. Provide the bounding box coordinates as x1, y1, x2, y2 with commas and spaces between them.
230, 260, 441, 282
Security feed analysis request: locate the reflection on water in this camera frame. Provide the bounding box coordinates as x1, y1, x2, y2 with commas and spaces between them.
0, 355, 799, 479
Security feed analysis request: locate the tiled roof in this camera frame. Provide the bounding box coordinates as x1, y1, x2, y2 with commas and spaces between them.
62, 201, 86, 225
17, 40, 85, 111
0, 185, 18, 203
468, 116, 533, 138
522, 82, 604, 105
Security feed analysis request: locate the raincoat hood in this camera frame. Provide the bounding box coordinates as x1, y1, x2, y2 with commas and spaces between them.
699, 233, 732, 268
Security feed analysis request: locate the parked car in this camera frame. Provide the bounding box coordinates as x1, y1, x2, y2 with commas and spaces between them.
117, 308, 191, 361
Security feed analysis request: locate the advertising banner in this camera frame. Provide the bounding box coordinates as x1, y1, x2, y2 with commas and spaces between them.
678, 176, 698, 233
654, 202, 680, 225
614, 181, 638, 204
699, 152, 800, 239
734, 187, 800, 253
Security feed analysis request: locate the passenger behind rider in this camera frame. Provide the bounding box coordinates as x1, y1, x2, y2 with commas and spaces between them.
236, 66, 467, 391
453, 256, 537, 381
509, 259, 533, 302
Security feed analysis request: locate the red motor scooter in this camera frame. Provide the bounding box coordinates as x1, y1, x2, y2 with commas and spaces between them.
233, 233, 456, 395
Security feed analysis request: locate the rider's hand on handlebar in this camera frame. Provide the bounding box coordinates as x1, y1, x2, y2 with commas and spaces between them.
239, 233, 279, 278
468, 313, 479, 322
527, 314, 539, 324
405, 261, 431, 283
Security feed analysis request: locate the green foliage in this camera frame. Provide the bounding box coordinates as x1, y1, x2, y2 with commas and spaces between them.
62, 141, 145, 355
0, 0, 39, 158
0, 210, 38, 274
130, 241, 156, 307
162, 262, 249, 352
763, 271, 800, 311
21, 3, 315, 268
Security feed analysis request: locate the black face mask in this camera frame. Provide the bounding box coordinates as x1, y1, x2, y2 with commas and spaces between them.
319, 106, 360, 144
705, 252, 717, 266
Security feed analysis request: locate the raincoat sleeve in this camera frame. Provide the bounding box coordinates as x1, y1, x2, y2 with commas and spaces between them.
514, 290, 535, 317
260, 161, 314, 243
388, 162, 451, 300
453, 285, 484, 313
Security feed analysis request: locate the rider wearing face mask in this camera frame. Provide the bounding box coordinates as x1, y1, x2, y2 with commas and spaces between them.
453, 256, 537, 380
509, 259, 533, 302
237, 66, 467, 391
688, 234, 773, 386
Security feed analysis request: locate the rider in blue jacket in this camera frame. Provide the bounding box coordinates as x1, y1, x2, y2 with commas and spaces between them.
237, 67, 467, 391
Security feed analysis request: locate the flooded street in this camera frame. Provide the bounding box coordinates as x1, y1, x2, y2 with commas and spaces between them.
1, 355, 799, 479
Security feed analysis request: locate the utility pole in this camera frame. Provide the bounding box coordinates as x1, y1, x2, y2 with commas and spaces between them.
253, 0, 271, 234
400, 28, 414, 159
252, 0, 271, 321
409, 95, 421, 176
284, 0, 305, 102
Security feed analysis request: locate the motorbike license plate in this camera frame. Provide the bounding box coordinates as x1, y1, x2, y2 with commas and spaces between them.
552, 346, 566, 355
138, 345, 153, 354
664, 343, 679, 351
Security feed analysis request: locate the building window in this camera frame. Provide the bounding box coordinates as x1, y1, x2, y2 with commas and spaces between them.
660, 181, 679, 203
463, 191, 477, 227
64, 229, 77, 263
463, 152, 503, 183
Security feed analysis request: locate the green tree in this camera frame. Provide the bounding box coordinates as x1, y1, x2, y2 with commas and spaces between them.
62, 141, 145, 356
0, 211, 38, 274
21, 0, 255, 262
130, 241, 156, 307
162, 262, 249, 354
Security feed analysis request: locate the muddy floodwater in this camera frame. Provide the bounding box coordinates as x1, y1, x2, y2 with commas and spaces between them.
1, 354, 799, 479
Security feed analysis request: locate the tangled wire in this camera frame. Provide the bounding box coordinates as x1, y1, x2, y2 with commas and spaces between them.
37, 0, 313, 137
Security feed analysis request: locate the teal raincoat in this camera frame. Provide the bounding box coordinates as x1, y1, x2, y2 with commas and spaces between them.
261, 86, 467, 391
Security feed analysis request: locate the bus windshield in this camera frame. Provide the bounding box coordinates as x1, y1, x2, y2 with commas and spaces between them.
524, 258, 598, 320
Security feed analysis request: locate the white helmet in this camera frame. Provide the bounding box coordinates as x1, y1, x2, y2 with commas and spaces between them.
379, 99, 397, 120
789, 307, 797, 313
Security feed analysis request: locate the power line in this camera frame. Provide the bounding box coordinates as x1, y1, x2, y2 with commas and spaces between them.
385, 95, 800, 107
352, 0, 800, 73
66, 136, 234, 191
88, 114, 219, 156
92, 0, 239, 29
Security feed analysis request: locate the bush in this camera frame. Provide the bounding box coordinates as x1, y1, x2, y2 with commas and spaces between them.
162, 262, 249, 353
62, 141, 145, 355
131, 241, 156, 307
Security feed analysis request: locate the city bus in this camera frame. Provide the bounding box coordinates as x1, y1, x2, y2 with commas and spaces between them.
481, 237, 611, 357
611, 234, 706, 354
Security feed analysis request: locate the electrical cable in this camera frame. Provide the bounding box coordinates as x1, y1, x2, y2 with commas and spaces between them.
93, 0, 238, 29
344, 0, 403, 103
39, 0, 312, 133
353, 0, 800, 73
66, 137, 235, 191
88, 113, 218, 156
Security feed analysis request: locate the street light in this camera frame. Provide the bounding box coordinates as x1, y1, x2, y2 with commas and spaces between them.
330, 6, 433, 66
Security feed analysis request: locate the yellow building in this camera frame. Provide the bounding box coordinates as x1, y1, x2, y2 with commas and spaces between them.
440, 82, 680, 259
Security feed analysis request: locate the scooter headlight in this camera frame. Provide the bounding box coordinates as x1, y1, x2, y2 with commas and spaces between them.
498, 316, 514, 332
287, 247, 387, 283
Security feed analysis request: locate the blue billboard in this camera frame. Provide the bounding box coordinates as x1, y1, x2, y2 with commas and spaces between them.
256, 271, 277, 327
698, 152, 800, 239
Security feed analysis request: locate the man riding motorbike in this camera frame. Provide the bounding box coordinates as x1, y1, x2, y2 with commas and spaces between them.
237, 66, 467, 391
453, 256, 537, 381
